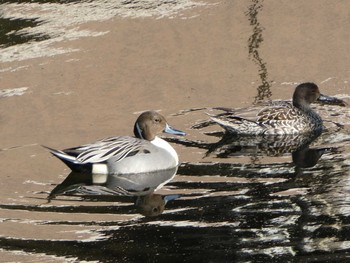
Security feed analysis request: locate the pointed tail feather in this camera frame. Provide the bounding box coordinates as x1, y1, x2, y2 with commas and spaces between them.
42, 145, 77, 162
209, 116, 243, 132
210, 116, 264, 135
42, 145, 91, 172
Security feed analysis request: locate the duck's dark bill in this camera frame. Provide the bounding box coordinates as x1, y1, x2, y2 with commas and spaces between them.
317, 94, 347, 106
164, 124, 186, 136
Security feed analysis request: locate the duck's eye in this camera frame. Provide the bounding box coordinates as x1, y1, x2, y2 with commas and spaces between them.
154, 118, 161, 123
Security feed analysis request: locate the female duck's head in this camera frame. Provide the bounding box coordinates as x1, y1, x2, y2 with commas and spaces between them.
292, 83, 321, 108
133, 111, 186, 141
292, 82, 345, 109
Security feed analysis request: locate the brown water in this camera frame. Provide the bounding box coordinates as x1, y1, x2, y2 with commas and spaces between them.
1, 0, 350, 262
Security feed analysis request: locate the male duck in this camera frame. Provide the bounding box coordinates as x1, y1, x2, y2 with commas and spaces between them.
44, 111, 186, 174
210, 82, 342, 135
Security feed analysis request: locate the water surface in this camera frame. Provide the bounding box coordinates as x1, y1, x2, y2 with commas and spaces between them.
1, 0, 350, 262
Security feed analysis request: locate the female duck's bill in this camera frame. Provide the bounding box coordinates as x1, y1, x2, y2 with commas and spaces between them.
210, 82, 345, 136
44, 111, 186, 175
317, 93, 347, 106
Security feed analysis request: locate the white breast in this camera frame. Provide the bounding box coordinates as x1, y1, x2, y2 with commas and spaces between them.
150, 136, 179, 164
105, 136, 179, 174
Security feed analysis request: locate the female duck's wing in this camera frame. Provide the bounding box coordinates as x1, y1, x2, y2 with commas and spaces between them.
64, 136, 147, 164
257, 103, 300, 124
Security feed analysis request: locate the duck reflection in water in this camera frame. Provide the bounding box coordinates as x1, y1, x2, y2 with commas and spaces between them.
208, 131, 338, 170
48, 167, 180, 217
170, 126, 338, 176
206, 129, 326, 156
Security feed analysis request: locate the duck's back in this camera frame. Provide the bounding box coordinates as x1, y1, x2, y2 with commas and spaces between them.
258, 101, 323, 134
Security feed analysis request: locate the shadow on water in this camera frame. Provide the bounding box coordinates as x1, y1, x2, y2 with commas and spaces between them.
0, 17, 50, 48
0, 0, 95, 48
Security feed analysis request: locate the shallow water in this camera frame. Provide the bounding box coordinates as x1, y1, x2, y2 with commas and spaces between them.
1, 0, 350, 262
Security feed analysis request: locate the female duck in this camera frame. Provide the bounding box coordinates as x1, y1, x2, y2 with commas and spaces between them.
210, 83, 342, 135
44, 111, 186, 174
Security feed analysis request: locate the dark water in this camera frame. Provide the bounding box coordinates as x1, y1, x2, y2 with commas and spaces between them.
0, 17, 49, 48
0, 0, 77, 48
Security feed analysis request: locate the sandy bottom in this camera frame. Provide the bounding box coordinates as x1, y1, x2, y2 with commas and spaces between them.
1, 0, 350, 261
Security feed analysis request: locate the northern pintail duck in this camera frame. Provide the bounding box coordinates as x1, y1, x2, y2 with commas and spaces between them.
44, 111, 185, 174
210, 82, 342, 135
